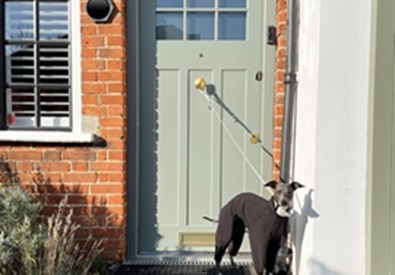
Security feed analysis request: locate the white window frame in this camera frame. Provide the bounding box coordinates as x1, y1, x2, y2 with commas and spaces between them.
0, 0, 93, 143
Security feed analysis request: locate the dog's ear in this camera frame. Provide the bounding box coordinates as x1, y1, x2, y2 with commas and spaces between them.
264, 180, 278, 189
290, 181, 304, 190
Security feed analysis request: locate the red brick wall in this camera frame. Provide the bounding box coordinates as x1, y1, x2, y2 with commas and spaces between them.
273, 0, 287, 181
1, 0, 127, 260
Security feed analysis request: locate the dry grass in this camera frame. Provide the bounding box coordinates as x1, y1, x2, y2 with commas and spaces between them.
38, 197, 104, 275
0, 186, 103, 275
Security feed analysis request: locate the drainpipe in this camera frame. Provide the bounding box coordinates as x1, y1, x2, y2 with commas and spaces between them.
280, 0, 298, 183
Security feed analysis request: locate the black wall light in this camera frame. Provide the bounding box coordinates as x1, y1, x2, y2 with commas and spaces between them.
86, 0, 114, 23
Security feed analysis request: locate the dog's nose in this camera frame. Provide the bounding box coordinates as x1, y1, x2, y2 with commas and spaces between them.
280, 200, 288, 207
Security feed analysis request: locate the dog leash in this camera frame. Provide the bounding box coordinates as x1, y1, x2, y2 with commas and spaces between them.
196, 84, 283, 185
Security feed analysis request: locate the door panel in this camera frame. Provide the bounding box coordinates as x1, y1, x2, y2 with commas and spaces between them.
221, 70, 248, 199
156, 69, 181, 227
221, 69, 264, 203
188, 70, 220, 228
138, 0, 273, 253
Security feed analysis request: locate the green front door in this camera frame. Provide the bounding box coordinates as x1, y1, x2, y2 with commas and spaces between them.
138, 0, 274, 253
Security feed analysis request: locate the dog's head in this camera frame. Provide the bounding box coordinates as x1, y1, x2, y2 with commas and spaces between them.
264, 180, 304, 217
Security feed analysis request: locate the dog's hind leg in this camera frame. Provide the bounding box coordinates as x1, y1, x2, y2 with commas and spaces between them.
228, 217, 245, 268
214, 206, 234, 274
214, 246, 227, 275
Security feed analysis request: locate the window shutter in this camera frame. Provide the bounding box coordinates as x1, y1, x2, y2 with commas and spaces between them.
5, 1, 71, 129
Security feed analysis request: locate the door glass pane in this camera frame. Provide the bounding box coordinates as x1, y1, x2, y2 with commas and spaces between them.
156, 12, 183, 40
156, 0, 183, 8
187, 13, 214, 40
219, 0, 246, 8
187, 0, 214, 8
5, 2, 34, 40
218, 12, 246, 40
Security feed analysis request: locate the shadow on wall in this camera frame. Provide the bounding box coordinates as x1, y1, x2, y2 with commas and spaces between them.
310, 259, 341, 275
292, 190, 341, 275
293, 189, 320, 275
0, 156, 19, 185
0, 155, 123, 261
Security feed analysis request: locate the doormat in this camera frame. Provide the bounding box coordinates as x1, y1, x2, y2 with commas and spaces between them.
112, 263, 256, 275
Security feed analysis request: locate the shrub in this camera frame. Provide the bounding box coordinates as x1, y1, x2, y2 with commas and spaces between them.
0, 185, 103, 275
0, 185, 44, 275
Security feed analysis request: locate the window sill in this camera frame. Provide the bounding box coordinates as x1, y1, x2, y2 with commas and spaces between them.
0, 131, 95, 144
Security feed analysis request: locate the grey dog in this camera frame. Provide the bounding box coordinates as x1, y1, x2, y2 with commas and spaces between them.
204, 180, 303, 275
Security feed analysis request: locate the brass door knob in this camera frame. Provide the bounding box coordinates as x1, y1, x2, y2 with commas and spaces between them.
194, 77, 207, 91
249, 131, 259, 144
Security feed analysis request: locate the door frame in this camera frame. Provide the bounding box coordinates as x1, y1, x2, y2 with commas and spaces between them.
125, 0, 276, 260
366, 0, 395, 273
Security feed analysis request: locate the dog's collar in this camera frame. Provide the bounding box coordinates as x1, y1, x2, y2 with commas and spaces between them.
273, 200, 293, 218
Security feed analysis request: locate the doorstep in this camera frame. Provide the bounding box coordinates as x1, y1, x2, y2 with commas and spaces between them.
112, 252, 256, 275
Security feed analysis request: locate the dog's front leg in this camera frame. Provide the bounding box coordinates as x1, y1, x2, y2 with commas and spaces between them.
265, 237, 282, 274
249, 228, 270, 275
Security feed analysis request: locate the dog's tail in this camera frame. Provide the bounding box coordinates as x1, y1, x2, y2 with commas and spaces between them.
202, 216, 218, 223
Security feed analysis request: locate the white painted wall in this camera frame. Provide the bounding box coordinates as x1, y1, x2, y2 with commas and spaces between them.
293, 0, 372, 274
